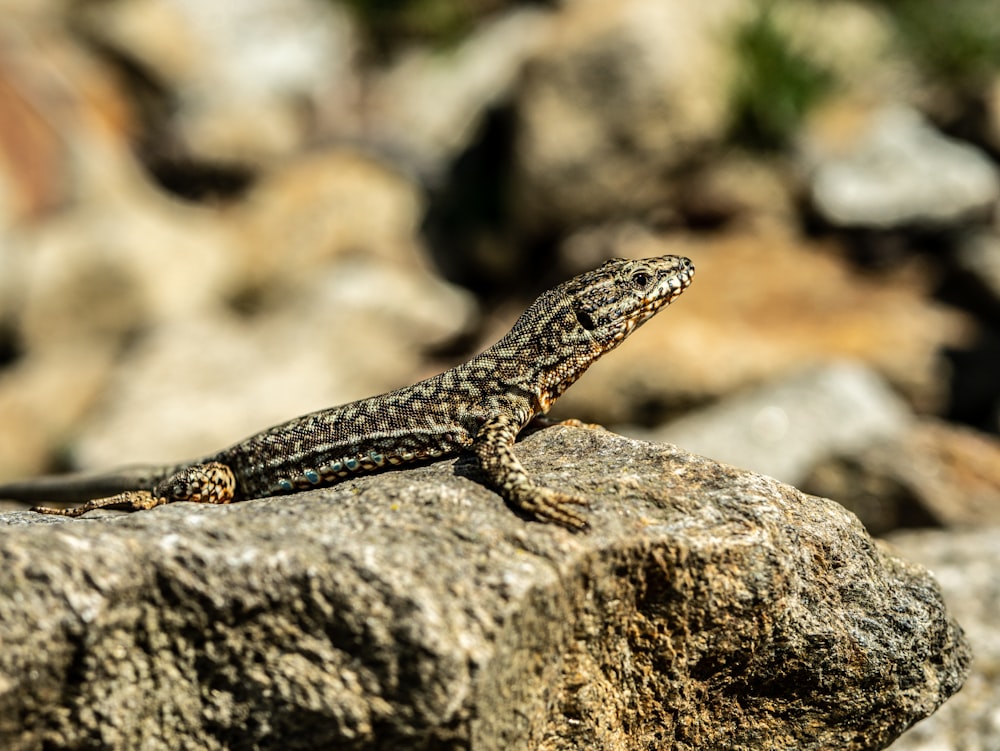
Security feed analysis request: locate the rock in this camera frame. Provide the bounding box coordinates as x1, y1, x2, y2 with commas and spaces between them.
807, 106, 1000, 228
551, 229, 972, 422
231, 148, 430, 289
956, 229, 1000, 309
885, 526, 1000, 751
0, 429, 969, 750
0, 46, 69, 226
511, 0, 741, 232
642, 362, 912, 488
73, 0, 361, 162
0, 344, 117, 480
674, 153, 798, 232
18, 192, 240, 352
804, 419, 1000, 536
70, 260, 475, 468
364, 7, 551, 181
1, 177, 244, 479
3, 142, 475, 474
54, 148, 475, 467
0, 5, 140, 226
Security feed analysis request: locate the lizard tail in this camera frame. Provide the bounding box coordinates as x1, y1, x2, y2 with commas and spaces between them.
0, 465, 177, 504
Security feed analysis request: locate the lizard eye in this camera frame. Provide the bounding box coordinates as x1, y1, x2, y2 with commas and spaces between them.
631, 271, 652, 289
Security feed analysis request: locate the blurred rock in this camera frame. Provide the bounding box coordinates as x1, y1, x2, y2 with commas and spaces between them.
3, 191, 241, 474
73, 0, 361, 163
804, 420, 1000, 536
73, 259, 475, 468
675, 154, 798, 231
364, 7, 551, 181
0, 344, 116, 480
4, 141, 475, 474
639, 362, 912, 488
807, 106, 1000, 228
0, 9, 139, 225
511, 0, 743, 232
956, 229, 1000, 308
42, 147, 476, 468
18, 192, 240, 350
0, 47, 68, 226
232, 148, 430, 289
552, 230, 973, 422
886, 526, 1000, 751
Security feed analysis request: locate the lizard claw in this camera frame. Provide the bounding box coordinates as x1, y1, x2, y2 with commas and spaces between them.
515, 487, 591, 532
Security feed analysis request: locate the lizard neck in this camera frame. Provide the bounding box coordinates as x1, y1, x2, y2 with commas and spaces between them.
475, 289, 603, 415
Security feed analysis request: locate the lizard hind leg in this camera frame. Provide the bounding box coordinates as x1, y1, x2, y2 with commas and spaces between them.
155, 462, 237, 506
30, 462, 238, 518
31, 489, 166, 518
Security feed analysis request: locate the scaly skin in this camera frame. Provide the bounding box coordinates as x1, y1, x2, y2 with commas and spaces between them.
0, 256, 694, 530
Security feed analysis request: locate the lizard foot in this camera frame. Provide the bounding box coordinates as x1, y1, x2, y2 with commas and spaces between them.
31, 490, 164, 517
525, 416, 607, 433
30, 463, 237, 518
514, 487, 590, 532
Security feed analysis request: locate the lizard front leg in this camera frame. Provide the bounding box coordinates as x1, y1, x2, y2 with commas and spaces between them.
473, 414, 589, 531
31, 462, 237, 517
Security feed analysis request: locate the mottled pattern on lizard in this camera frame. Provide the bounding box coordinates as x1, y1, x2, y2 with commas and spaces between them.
0, 255, 694, 530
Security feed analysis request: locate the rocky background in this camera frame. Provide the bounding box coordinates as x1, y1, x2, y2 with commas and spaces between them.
0, 0, 998, 747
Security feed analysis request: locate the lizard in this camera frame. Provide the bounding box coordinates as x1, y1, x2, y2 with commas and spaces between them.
0, 255, 694, 530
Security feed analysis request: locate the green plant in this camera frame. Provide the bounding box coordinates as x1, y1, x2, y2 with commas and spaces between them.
340, 0, 508, 55
885, 0, 1000, 90
729, 3, 836, 150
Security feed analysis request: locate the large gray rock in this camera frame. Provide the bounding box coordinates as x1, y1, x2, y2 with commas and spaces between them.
364, 8, 552, 181
0, 428, 969, 750
804, 419, 1000, 536
808, 106, 1000, 228
645, 362, 913, 487
511, 0, 741, 232
73, 0, 361, 161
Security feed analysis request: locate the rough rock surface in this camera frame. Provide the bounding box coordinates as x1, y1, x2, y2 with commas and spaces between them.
0, 429, 969, 750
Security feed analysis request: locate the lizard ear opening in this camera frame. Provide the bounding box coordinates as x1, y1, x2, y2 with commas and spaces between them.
573, 304, 597, 331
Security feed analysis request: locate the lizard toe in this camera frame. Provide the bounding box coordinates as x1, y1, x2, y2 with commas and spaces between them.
518, 487, 591, 532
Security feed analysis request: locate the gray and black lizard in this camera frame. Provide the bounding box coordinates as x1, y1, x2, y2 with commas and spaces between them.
0, 255, 693, 530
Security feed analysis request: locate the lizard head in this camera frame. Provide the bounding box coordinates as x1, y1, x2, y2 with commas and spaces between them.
562, 255, 694, 351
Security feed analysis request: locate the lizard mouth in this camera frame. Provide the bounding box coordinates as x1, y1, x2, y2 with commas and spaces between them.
647, 261, 694, 311
619, 261, 694, 336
